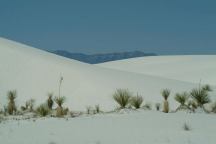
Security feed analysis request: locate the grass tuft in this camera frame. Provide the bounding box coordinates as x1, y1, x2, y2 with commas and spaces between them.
113, 89, 132, 109
130, 94, 143, 109
36, 104, 50, 117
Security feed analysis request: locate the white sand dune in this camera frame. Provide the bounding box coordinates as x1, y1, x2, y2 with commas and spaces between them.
0, 38, 207, 111
98, 55, 216, 86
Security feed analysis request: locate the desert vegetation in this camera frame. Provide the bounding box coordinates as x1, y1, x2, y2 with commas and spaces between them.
190, 84, 212, 112
130, 94, 143, 109
47, 93, 54, 110
0, 83, 215, 121
55, 96, 66, 117
161, 89, 170, 113
113, 89, 132, 109
7, 90, 17, 115
174, 92, 190, 111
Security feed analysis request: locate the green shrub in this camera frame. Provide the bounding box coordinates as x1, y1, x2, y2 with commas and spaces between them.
175, 92, 189, 105
190, 85, 211, 108
130, 95, 143, 109
113, 89, 132, 109
175, 92, 190, 111
7, 90, 17, 115
36, 104, 50, 117
47, 93, 54, 110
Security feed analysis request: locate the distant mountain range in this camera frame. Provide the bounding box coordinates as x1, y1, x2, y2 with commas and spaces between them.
50, 50, 157, 64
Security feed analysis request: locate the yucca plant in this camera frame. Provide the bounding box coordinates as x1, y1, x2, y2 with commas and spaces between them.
175, 92, 190, 111
55, 96, 66, 117
36, 104, 50, 117
161, 89, 170, 113
130, 94, 143, 109
7, 90, 17, 115
113, 89, 132, 109
190, 85, 211, 109
47, 93, 54, 110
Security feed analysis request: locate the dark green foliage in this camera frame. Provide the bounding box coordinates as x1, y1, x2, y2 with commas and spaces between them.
190, 85, 211, 107
161, 89, 170, 100
175, 92, 189, 106
36, 104, 50, 117
7, 90, 17, 115
54, 96, 65, 107
113, 89, 132, 109
130, 95, 143, 109
47, 93, 54, 110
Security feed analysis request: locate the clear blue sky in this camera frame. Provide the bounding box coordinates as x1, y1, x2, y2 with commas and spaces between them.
0, 0, 216, 54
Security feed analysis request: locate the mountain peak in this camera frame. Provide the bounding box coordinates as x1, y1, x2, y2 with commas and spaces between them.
51, 50, 157, 64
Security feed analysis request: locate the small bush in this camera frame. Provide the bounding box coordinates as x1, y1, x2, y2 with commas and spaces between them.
7, 90, 17, 115
47, 93, 54, 110
113, 89, 132, 109
130, 95, 143, 109
175, 92, 190, 111
36, 104, 50, 117
175, 92, 189, 105
190, 85, 211, 108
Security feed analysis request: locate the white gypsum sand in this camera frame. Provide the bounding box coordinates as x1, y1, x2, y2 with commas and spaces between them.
0, 111, 216, 144
0, 37, 210, 111
97, 55, 216, 85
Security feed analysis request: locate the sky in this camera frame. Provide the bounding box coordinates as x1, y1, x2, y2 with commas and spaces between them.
0, 0, 216, 55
